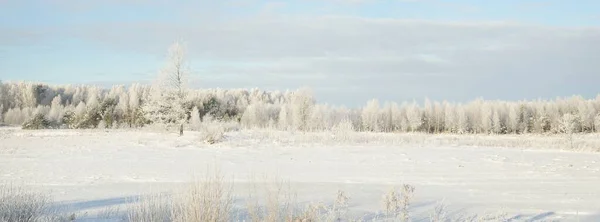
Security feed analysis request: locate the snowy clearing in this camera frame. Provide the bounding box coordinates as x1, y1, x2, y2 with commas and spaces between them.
1, 127, 600, 221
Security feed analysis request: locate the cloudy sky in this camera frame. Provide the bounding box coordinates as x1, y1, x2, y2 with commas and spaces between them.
1, 0, 599, 106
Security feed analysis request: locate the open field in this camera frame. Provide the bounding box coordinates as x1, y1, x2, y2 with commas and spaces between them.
1, 127, 600, 221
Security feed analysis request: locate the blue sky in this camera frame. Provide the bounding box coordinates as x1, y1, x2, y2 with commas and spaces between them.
1, 0, 599, 106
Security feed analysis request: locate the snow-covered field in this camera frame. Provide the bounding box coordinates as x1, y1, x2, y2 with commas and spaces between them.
1, 127, 600, 221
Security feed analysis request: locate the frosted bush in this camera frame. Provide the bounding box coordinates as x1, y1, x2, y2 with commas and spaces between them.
332, 118, 355, 142
0, 184, 69, 222
201, 124, 225, 144
382, 184, 414, 222
128, 170, 232, 222
200, 115, 225, 144
22, 113, 51, 130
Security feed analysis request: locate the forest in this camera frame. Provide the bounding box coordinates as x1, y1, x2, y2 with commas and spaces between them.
1, 80, 599, 135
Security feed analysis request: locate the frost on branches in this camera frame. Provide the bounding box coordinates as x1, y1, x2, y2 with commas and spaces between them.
142, 41, 189, 133
143, 87, 187, 126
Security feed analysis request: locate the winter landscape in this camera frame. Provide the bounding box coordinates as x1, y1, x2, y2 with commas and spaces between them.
2, 1, 600, 222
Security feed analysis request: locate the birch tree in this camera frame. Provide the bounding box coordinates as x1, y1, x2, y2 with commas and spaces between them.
142, 41, 190, 135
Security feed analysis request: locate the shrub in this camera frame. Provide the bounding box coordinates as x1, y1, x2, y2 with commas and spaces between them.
171, 173, 233, 222
200, 116, 227, 144
21, 114, 51, 130
127, 193, 172, 222
201, 124, 225, 144
127, 170, 233, 222
382, 184, 415, 222
0, 185, 53, 222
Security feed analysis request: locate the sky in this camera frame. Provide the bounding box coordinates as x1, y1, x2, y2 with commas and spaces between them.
1, 0, 599, 106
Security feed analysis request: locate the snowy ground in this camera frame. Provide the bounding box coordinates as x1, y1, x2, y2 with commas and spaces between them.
1, 127, 600, 221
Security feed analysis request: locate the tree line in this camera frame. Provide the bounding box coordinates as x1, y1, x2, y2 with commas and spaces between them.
1, 80, 599, 135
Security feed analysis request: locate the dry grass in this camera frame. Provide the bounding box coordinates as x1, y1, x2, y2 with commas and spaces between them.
127, 193, 172, 222
0, 184, 69, 222
123, 171, 514, 222
127, 169, 233, 222
129, 173, 357, 222
245, 177, 298, 222
428, 201, 447, 222
382, 184, 415, 222
171, 171, 233, 222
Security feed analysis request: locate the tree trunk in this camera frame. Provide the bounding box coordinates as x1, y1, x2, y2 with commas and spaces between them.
179, 123, 184, 136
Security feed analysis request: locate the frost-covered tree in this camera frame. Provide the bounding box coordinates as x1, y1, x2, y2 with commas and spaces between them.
481, 103, 494, 134
406, 102, 421, 132
560, 113, 579, 149
507, 105, 519, 134
48, 95, 64, 124
87, 92, 100, 112
4, 107, 31, 125
189, 106, 201, 130
309, 104, 329, 131
0, 81, 7, 114
290, 88, 314, 131
21, 83, 37, 108
379, 102, 394, 132
362, 99, 380, 132
2, 79, 600, 135
492, 110, 502, 134
74, 102, 87, 120
433, 101, 445, 133
142, 41, 190, 135
456, 106, 469, 134
444, 103, 457, 133
594, 114, 600, 133
390, 102, 403, 132
422, 98, 433, 133
278, 105, 290, 130
241, 103, 269, 128
578, 102, 596, 132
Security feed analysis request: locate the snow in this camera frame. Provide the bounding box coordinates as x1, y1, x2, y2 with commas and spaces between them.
1, 127, 600, 221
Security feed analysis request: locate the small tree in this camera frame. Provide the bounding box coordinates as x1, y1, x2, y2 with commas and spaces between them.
559, 113, 578, 149
142, 41, 190, 135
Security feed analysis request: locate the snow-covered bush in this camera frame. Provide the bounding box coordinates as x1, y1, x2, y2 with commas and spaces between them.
127, 170, 232, 222
201, 122, 225, 144
332, 118, 355, 141
560, 113, 579, 149
0, 185, 61, 222
126, 194, 172, 222
382, 184, 414, 222
22, 113, 51, 130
